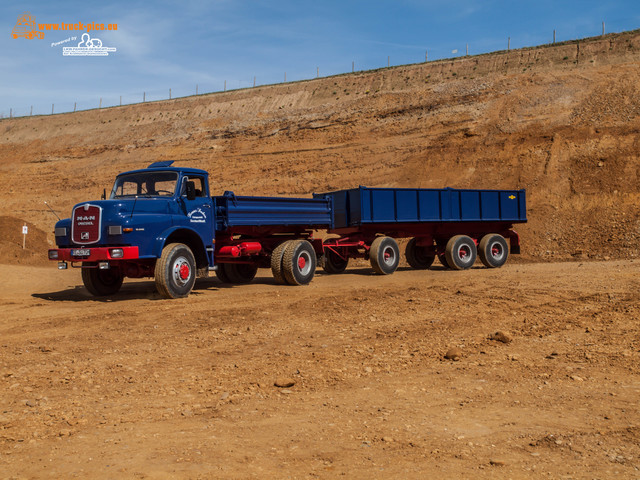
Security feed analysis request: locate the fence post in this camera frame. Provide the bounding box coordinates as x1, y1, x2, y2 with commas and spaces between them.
51, 104, 54, 115
284, 72, 287, 82
196, 84, 198, 95
466, 44, 469, 55
99, 98, 102, 109
73, 102, 76, 112
143, 92, 146, 102
602, 21, 605, 36
387, 56, 390, 67
317, 67, 319, 78
169, 88, 171, 99
508, 37, 511, 50
553, 30, 556, 43
120, 95, 122, 106
352, 61, 354, 73
224, 80, 226, 92
30, 106, 33, 116
253, 76, 256, 87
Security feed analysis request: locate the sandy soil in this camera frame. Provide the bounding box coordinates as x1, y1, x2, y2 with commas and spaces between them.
1, 260, 639, 478
1, 30, 640, 478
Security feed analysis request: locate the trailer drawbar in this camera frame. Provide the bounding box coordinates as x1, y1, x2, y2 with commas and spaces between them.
48, 161, 527, 298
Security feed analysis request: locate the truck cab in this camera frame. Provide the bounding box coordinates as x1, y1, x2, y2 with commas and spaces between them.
49, 161, 216, 297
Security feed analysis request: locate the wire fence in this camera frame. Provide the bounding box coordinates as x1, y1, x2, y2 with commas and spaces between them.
0, 23, 611, 120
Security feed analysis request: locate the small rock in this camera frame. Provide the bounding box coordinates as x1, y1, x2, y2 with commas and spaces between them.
58, 429, 71, 437
490, 459, 506, 466
364, 367, 373, 373
25, 400, 36, 407
570, 375, 584, 382
274, 378, 295, 388
220, 392, 229, 400
444, 348, 462, 361
489, 331, 512, 344
381, 436, 394, 443
280, 389, 292, 395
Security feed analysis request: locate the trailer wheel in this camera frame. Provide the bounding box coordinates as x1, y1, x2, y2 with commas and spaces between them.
405, 238, 435, 270
155, 243, 196, 298
438, 254, 451, 269
225, 263, 258, 283
271, 240, 294, 284
81, 263, 123, 296
445, 235, 477, 270
478, 234, 509, 268
323, 249, 349, 274
282, 240, 317, 285
370, 236, 400, 275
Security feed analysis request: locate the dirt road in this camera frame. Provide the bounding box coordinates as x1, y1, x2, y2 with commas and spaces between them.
1, 259, 639, 478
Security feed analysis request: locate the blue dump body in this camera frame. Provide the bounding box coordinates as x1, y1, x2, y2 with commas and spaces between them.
214, 191, 333, 231
314, 186, 527, 230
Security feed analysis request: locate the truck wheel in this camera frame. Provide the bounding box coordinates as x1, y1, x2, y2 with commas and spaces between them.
370, 236, 400, 275
81, 263, 123, 296
322, 249, 349, 274
155, 243, 196, 299
215, 264, 231, 283
405, 238, 435, 270
271, 240, 294, 285
282, 240, 317, 285
445, 235, 477, 270
225, 263, 258, 283
478, 234, 509, 268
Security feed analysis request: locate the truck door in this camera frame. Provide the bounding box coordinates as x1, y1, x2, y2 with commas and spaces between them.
180, 175, 215, 265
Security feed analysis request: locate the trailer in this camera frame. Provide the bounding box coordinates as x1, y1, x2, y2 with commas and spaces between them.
48, 162, 526, 299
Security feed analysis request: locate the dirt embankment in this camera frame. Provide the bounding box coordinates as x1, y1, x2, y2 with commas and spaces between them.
1, 30, 640, 264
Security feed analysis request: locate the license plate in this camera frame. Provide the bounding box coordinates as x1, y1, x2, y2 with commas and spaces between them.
71, 249, 90, 257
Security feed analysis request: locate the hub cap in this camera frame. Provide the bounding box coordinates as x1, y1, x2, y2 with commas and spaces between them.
490, 242, 505, 260
172, 256, 191, 286
458, 245, 472, 263
297, 252, 312, 276
382, 246, 396, 266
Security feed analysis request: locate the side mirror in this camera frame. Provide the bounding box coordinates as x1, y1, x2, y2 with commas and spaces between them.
186, 181, 196, 201
101, 188, 106, 200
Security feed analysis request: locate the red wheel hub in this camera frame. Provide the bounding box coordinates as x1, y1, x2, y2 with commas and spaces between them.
298, 256, 306, 269
179, 264, 190, 280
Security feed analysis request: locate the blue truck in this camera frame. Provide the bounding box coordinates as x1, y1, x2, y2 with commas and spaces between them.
48, 161, 527, 298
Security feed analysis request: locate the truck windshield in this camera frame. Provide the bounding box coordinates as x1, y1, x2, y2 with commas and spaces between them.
110, 171, 179, 198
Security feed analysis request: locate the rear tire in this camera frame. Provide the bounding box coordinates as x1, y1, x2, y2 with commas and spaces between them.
478, 234, 509, 268
405, 238, 435, 270
155, 243, 196, 298
271, 240, 294, 285
445, 235, 477, 270
81, 263, 123, 296
322, 249, 349, 274
215, 264, 231, 283
282, 240, 317, 285
370, 236, 400, 275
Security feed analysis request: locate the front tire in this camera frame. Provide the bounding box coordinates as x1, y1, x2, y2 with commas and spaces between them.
370, 236, 400, 275
81, 263, 123, 296
445, 235, 477, 270
155, 243, 196, 299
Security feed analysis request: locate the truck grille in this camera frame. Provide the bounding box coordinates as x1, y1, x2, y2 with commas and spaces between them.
72, 204, 102, 244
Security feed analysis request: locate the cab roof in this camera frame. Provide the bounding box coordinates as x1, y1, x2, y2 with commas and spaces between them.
117, 161, 208, 177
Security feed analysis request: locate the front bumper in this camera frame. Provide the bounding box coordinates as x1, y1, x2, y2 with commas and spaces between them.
48, 246, 139, 262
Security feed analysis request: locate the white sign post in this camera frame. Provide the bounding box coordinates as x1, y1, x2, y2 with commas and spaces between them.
22, 224, 28, 249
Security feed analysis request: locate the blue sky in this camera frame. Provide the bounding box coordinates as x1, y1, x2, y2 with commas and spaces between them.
1, 1, 638, 117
